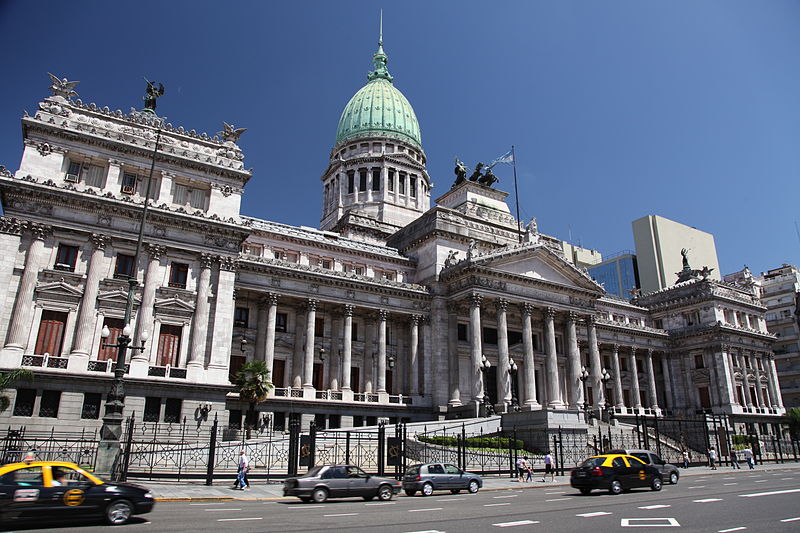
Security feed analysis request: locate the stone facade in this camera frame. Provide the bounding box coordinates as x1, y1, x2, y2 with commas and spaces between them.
0, 68, 786, 436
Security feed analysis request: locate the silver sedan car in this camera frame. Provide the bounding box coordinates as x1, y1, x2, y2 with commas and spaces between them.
283, 465, 401, 503
402, 463, 483, 496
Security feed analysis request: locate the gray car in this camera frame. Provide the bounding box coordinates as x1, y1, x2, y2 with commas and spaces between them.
402, 463, 483, 496
283, 465, 401, 503
608, 449, 680, 484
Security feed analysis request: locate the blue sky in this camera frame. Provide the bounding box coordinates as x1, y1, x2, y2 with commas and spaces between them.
1, 1, 798, 276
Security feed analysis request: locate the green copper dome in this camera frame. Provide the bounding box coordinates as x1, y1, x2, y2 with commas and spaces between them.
335, 39, 422, 148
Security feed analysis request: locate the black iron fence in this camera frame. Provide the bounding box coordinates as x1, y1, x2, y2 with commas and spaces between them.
0, 426, 98, 467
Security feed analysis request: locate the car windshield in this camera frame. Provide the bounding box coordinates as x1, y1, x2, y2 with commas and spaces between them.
404, 465, 420, 475
628, 456, 646, 465
302, 466, 324, 477
579, 457, 605, 468
631, 453, 650, 463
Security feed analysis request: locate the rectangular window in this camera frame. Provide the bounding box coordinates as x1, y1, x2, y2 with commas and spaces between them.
97, 318, 124, 361
188, 188, 206, 209
121, 172, 137, 194
164, 398, 182, 423
229, 354, 246, 383
654, 319, 663, 329
359, 169, 367, 191
228, 409, 242, 429
143, 397, 161, 422
54, 244, 79, 271
315, 317, 324, 337
694, 354, 705, 369
698, 386, 711, 409
313, 362, 324, 390
276, 313, 288, 333
350, 367, 361, 393
457, 323, 468, 342
410, 176, 417, 197
234, 307, 249, 328
371, 168, 381, 191
67, 160, 83, 180
34, 310, 68, 356
13, 389, 36, 417
347, 171, 355, 194
156, 324, 182, 367
321, 259, 332, 270
272, 411, 286, 431
399, 173, 406, 194
387, 169, 395, 191
81, 393, 102, 419
620, 357, 628, 371
114, 253, 135, 279
482, 327, 498, 345
507, 330, 523, 345
39, 390, 61, 418
169, 262, 189, 289
83, 164, 107, 188
272, 359, 286, 387
352, 322, 359, 342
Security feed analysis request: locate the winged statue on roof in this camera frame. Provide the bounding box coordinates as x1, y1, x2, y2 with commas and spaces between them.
219, 122, 248, 143
47, 73, 79, 99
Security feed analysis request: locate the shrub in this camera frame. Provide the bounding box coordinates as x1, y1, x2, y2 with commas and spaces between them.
418, 435, 525, 450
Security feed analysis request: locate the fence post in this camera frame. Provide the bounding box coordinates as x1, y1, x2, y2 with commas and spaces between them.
508, 430, 514, 479
776, 434, 784, 464
120, 412, 135, 482
345, 430, 351, 465
552, 434, 559, 476
461, 423, 466, 471
205, 413, 218, 486
378, 422, 385, 477
558, 428, 564, 476
288, 415, 300, 476
177, 416, 187, 482
309, 421, 317, 468
654, 414, 661, 458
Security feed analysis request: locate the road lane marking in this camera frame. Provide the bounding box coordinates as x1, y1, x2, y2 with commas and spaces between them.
688, 485, 706, 489
190, 502, 227, 506
365, 502, 396, 506
739, 488, 800, 498
403, 530, 446, 533
723, 477, 736, 479
493, 495, 519, 499
205, 508, 242, 511
694, 498, 722, 503
781, 477, 794, 480
780, 517, 800, 522
493, 520, 540, 527
754, 480, 768, 483
409, 507, 443, 512
718, 527, 746, 532
639, 504, 671, 509
724, 483, 738, 486
621, 518, 680, 527
546, 497, 572, 501
577, 511, 612, 517
290, 504, 325, 509
325, 513, 359, 517
545, 491, 566, 494
436, 498, 465, 502
217, 518, 263, 522
485, 503, 511, 507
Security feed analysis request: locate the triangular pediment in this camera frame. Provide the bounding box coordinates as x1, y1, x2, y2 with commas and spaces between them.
154, 297, 195, 312
98, 289, 141, 305
470, 244, 603, 293
35, 280, 84, 298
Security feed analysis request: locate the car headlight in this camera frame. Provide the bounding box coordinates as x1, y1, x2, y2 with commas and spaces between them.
144, 492, 154, 498
104, 485, 119, 492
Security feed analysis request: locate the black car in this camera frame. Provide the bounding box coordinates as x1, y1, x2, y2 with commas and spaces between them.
0, 461, 155, 526
570, 454, 663, 495
402, 463, 483, 496
283, 465, 401, 503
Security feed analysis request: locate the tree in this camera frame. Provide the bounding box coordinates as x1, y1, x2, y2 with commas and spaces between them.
0, 369, 34, 413
786, 407, 800, 440
234, 360, 272, 439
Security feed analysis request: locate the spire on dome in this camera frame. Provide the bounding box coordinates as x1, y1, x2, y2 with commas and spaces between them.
368, 10, 393, 82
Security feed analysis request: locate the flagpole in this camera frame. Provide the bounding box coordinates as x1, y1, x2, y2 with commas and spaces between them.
511, 145, 522, 243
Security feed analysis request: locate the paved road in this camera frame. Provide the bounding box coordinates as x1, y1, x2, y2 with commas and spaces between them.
10, 468, 800, 532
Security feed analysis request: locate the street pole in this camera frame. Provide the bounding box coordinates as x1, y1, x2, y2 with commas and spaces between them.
95, 112, 162, 476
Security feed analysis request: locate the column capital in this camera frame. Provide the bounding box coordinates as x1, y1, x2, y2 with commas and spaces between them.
646, 348, 654, 357
199, 253, 214, 270
544, 307, 556, 320
378, 309, 389, 321
305, 298, 318, 312
29, 222, 52, 241
521, 302, 535, 317
630, 346, 638, 356
585, 314, 597, 326
495, 298, 509, 312
0, 217, 24, 236
410, 314, 421, 326
343, 304, 354, 317
89, 233, 110, 250
567, 310, 579, 323
258, 293, 279, 309
217, 255, 238, 272
145, 243, 166, 260
469, 293, 483, 308
612, 343, 620, 354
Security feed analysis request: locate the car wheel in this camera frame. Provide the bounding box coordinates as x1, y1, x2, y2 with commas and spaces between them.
312, 487, 328, 503
467, 480, 479, 494
609, 480, 623, 495
669, 472, 679, 485
421, 482, 434, 497
579, 488, 592, 495
404, 489, 417, 497
450, 489, 461, 494
377, 485, 393, 501
651, 477, 662, 491
105, 499, 133, 525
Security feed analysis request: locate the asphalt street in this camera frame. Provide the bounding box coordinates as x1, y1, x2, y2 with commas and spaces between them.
7, 468, 800, 532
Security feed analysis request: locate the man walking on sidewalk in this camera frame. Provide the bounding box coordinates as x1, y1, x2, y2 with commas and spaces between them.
743, 447, 755, 469
233, 449, 250, 490
542, 451, 555, 482
730, 448, 741, 469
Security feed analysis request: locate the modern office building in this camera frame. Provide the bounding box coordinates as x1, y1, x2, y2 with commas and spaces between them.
0, 34, 784, 438
633, 215, 721, 294
588, 251, 639, 300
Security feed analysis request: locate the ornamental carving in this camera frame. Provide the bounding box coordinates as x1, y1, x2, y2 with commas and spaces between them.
217, 255, 237, 272
89, 234, 110, 250
199, 253, 214, 270
0, 217, 24, 235
495, 298, 509, 312
521, 302, 535, 316
36, 142, 53, 157
97, 214, 112, 227
145, 243, 166, 260
469, 293, 483, 308
29, 223, 52, 241
343, 304, 354, 317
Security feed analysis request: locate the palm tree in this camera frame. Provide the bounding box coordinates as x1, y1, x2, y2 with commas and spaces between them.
234, 360, 272, 439
0, 369, 34, 413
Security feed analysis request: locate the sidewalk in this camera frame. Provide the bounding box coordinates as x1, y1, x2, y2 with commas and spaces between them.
136, 461, 800, 502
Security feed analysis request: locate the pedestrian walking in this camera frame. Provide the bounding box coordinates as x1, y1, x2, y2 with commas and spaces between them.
233, 449, 250, 490
542, 451, 555, 482
682, 449, 690, 469
516, 456, 526, 482
525, 457, 533, 482
743, 447, 755, 469
708, 447, 717, 470
730, 448, 741, 469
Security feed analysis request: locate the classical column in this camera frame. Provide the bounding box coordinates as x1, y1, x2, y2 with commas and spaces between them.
131, 244, 165, 369
724, 347, 739, 405
408, 314, 420, 396
341, 304, 353, 391
660, 354, 673, 410
447, 304, 460, 406
565, 312, 581, 409
544, 307, 563, 408
521, 303, 539, 408
376, 310, 388, 393
739, 351, 753, 407
645, 349, 659, 409
330, 312, 341, 391
611, 344, 625, 408
187, 253, 213, 375
262, 294, 279, 383
5, 224, 51, 350
496, 299, 511, 408
587, 315, 604, 407
629, 347, 642, 409
766, 353, 784, 409
302, 299, 318, 388
469, 293, 484, 403
69, 234, 109, 366
291, 308, 306, 388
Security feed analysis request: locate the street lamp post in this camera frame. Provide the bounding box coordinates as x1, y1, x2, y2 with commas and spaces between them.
480, 355, 493, 417
600, 368, 612, 422
579, 366, 591, 422
508, 358, 520, 412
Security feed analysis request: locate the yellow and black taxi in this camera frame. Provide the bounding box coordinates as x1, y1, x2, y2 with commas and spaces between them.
570, 453, 663, 495
0, 460, 155, 526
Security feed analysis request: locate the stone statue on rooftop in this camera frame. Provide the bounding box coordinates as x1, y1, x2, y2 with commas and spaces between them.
469, 162, 484, 182
47, 73, 79, 99
444, 250, 459, 268
219, 122, 248, 143
478, 166, 498, 187
680, 248, 691, 271
143, 79, 165, 113
453, 157, 468, 187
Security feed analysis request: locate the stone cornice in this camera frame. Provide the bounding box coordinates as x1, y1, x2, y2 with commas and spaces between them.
636, 278, 765, 313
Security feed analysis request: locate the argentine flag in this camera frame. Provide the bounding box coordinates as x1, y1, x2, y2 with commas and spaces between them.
489, 149, 514, 168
